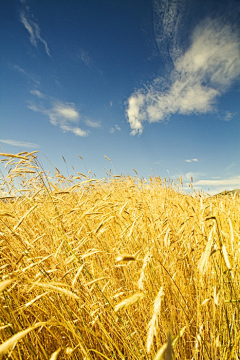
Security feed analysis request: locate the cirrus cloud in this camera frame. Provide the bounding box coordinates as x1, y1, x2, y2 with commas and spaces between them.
0, 139, 40, 148
20, 8, 51, 57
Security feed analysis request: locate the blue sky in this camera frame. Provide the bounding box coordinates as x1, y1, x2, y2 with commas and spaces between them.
0, 0, 240, 194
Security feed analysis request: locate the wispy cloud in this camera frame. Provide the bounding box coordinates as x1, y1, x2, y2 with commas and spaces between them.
152, 0, 186, 64
78, 48, 93, 67
225, 162, 236, 172
0, 139, 40, 148
30, 89, 45, 98
48, 101, 80, 125
182, 172, 240, 194
185, 158, 198, 163
185, 172, 206, 181
77, 48, 102, 74
224, 111, 235, 121
60, 125, 88, 137
85, 119, 101, 128
20, 8, 51, 57
28, 97, 89, 137
194, 175, 240, 187
12, 64, 40, 86
109, 125, 121, 133
13, 65, 26, 74
126, 17, 240, 135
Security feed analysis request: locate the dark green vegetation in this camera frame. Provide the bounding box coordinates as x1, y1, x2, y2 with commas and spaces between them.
215, 189, 240, 197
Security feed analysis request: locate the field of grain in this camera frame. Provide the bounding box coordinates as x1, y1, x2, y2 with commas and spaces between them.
0, 152, 240, 359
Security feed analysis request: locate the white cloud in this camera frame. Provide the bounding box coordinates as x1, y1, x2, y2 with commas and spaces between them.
185, 158, 198, 163
28, 100, 80, 124
85, 119, 101, 128
60, 125, 88, 137
30, 89, 45, 98
27, 102, 41, 112
126, 94, 146, 135
182, 173, 240, 194
109, 124, 121, 133
185, 172, 206, 181
224, 111, 235, 121
28, 98, 88, 137
126, 18, 240, 135
0, 139, 40, 148
50, 102, 80, 124
20, 9, 51, 57
194, 175, 240, 187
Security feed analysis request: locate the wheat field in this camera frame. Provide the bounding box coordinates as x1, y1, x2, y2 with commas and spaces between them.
0, 152, 240, 359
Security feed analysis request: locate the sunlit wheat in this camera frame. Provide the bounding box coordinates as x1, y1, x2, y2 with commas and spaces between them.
0, 151, 239, 359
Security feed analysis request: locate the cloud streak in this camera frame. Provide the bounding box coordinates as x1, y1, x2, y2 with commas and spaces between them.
186, 174, 240, 195
78, 48, 93, 68
28, 95, 89, 137
30, 89, 45, 98
20, 9, 51, 57
85, 119, 101, 128
185, 158, 198, 163
126, 18, 240, 135
12, 64, 40, 86
194, 175, 240, 187
77, 48, 102, 74
0, 139, 40, 148
13, 65, 26, 74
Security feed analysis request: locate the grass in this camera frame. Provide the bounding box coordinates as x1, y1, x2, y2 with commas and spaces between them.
0, 151, 240, 359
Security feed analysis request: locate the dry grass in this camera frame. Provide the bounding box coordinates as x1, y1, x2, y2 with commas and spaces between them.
0, 152, 240, 359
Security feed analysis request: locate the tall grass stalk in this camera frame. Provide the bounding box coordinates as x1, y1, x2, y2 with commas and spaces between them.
0, 152, 240, 359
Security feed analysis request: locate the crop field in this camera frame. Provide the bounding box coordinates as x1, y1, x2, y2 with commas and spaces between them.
0, 152, 240, 359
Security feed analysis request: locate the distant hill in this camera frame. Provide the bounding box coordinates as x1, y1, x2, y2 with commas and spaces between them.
215, 189, 240, 197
